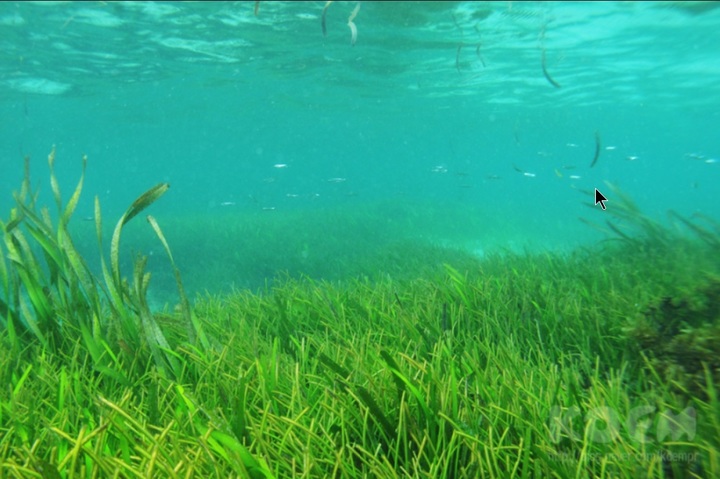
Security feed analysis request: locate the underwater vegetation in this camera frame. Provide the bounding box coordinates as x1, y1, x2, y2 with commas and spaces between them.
628, 279, 720, 402
1, 150, 719, 478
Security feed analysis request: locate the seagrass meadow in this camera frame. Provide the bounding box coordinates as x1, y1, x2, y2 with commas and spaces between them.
0, 150, 718, 479
3, 1, 720, 477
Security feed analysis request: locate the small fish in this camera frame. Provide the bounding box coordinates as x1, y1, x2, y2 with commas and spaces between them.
512, 164, 538, 177
262, 206, 276, 211
605, 146, 616, 151
566, 143, 579, 148
273, 163, 288, 169
569, 175, 582, 179
327, 177, 347, 183
220, 201, 236, 206
431, 165, 448, 173
590, 131, 601, 168
626, 155, 639, 161
706, 158, 718, 164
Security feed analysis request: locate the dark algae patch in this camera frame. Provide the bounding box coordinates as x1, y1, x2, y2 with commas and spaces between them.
1, 151, 719, 477
627, 279, 720, 401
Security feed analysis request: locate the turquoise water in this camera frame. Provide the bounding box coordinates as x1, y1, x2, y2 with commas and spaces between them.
2, 1, 719, 298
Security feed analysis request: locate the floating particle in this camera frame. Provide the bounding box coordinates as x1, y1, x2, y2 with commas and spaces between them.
541, 48, 561, 88
321, 1, 333, 36
590, 131, 601, 168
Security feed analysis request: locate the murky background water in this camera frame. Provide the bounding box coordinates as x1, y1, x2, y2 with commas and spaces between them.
1, 1, 719, 300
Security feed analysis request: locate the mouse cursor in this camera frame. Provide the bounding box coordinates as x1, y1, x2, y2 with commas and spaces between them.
595, 188, 608, 210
